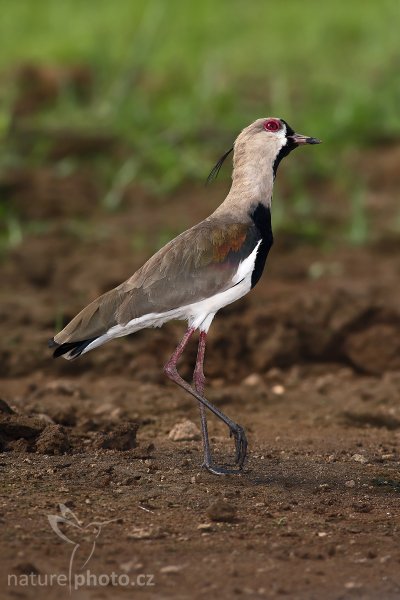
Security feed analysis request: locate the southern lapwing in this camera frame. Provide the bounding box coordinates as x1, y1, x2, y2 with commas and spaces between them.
49, 117, 320, 475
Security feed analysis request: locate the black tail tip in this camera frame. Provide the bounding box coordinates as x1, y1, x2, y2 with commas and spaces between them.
51, 337, 96, 359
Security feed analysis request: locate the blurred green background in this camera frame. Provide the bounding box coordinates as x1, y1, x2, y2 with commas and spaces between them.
0, 0, 399, 250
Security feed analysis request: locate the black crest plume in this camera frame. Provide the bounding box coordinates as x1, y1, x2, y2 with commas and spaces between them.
206, 146, 234, 185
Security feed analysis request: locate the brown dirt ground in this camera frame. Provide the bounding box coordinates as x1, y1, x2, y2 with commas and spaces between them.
1, 140, 400, 600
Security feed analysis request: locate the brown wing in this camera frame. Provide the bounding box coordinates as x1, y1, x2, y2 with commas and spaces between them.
54, 217, 260, 345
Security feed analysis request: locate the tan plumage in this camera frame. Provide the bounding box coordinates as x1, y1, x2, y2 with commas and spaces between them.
50, 116, 320, 476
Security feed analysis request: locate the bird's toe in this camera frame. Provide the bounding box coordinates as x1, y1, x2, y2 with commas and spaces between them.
229, 424, 247, 467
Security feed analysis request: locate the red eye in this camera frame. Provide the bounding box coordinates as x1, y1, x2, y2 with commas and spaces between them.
263, 119, 281, 132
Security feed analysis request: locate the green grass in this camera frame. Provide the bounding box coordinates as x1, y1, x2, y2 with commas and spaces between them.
0, 0, 399, 245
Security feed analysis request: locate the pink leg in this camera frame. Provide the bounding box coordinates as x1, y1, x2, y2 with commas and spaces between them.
193, 331, 207, 393
164, 328, 247, 475
164, 327, 195, 369
193, 332, 212, 466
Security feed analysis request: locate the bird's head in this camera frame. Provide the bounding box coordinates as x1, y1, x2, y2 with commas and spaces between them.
207, 117, 321, 183
239, 117, 320, 174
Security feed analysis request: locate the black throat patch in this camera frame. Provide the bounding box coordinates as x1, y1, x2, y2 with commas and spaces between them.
272, 119, 297, 178
250, 203, 274, 288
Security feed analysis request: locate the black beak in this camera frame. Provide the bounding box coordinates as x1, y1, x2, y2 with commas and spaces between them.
289, 133, 321, 145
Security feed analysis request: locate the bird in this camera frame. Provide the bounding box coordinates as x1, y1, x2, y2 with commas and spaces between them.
49, 117, 320, 475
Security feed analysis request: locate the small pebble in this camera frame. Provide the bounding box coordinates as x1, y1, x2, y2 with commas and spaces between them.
271, 384, 285, 396
119, 560, 143, 573
242, 373, 263, 387
168, 420, 201, 442
127, 526, 164, 540
345, 480, 356, 488
207, 499, 236, 522
344, 581, 362, 590
352, 453, 367, 464
160, 565, 183, 574
197, 523, 213, 531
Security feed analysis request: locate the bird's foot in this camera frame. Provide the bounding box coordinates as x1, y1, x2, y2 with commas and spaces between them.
229, 424, 248, 467
202, 461, 243, 476
201, 424, 247, 475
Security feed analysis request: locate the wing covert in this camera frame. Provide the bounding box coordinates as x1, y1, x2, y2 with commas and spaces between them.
117, 219, 260, 323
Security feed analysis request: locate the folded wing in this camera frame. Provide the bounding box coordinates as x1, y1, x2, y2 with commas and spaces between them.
52, 217, 260, 347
